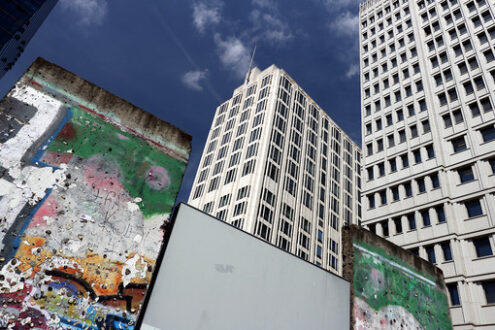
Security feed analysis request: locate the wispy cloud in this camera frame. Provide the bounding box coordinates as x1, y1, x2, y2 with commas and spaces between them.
249, 10, 293, 43
329, 11, 359, 36
251, 0, 277, 10
192, 0, 223, 33
345, 63, 359, 78
59, 0, 108, 26
214, 35, 251, 79
321, 0, 357, 11
181, 69, 209, 91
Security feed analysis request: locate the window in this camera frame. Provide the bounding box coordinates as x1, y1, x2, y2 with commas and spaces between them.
404, 182, 412, 197
401, 154, 409, 168
447, 283, 461, 306
426, 144, 435, 158
465, 199, 483, 217
394, 217, 402, 233
452, 136, 467, 152
408, 213, 416, 230
458, 166, 475, 183
431, 173, 440, 188
436, 205, 446, 222
413, 149, 422, 163
469, 102, 481, 117
421, 209, 431, 226
382, 221, 389, 237
473, 236, 492, 257
399, 129, 406, 143
480, 126, 495, 142
368, 194, 375, 209
390, 159, 397, 172
489, 158, 495, 173
425, 245, 436, 263
482, 281, 495, 304
417, 177, 426, 193
442, 242, 453, 261
480, 97, 493, 112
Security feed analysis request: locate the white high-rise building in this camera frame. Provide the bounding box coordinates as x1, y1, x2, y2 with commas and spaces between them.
188, 65, 362, 275
360, 0, 495, 328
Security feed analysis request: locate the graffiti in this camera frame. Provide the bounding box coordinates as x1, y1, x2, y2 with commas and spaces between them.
352, 240, 452, 330
0, 59, 190, 329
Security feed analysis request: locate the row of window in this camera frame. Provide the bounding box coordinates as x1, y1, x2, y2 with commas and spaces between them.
368, 172, 440, 209
447, 280, 495, 307
367, 144, 435, 180
368, 203, 446, 235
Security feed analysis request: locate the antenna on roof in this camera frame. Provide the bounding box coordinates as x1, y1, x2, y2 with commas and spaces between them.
245, 42, 257, 85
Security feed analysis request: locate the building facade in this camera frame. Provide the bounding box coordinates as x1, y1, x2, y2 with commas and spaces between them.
360, 0, 495, 328
0, 0, 58, 78
189, 65, 362, 275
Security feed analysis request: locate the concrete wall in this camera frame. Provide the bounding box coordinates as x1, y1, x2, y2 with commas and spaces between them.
343, 226, 452, 329
0, 58, 191, 329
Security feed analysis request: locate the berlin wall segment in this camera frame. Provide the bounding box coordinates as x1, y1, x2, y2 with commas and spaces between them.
0, 58, 191, 329
343, 225, 452, 330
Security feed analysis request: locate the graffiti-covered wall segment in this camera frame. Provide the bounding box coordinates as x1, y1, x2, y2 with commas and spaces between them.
0, 58, 191, 329
343, 226, 452, 330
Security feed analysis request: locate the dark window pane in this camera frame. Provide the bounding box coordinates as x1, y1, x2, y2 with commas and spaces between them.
448, 283, 461, 305
426, 245, 436, 263
466, 199, 483, 218
442, 242, 453, 261
473, 237, 493, 257
482, 281, 495, 304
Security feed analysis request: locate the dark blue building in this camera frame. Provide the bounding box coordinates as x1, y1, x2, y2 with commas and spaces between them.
0, 0, 57, 79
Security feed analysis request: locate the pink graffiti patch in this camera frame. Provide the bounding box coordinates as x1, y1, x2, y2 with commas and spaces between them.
146, 166, 170, 191
40, 151, 73, 167
116, 133, 129, 140
85, 155, 124, 193
30, 196, 58, 227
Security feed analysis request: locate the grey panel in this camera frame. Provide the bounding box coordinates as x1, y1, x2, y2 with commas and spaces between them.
140, 203, 350, 330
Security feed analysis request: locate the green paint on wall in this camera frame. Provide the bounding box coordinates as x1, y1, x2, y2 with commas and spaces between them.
353, 239, 452, 330
46, 106, 187, 218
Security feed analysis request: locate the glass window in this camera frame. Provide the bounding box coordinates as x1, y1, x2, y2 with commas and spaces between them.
408, 213, 416, 230
442, 242, 453, 261
465, 199, 483, 218
447, 283, 461, 306
482, 281, 495, 304
458, 166, 474, 183
431, 173, 440, 188
426, 245, 436, 263
422, 209, 431, 226
480, 126, 495, 142
436, 206, 446, 222
452, 136, 467, 152
473, 236, 492, 257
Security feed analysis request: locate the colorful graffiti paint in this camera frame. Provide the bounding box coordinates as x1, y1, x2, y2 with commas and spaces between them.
0, 58, 191, 329
352, 240, 452, 330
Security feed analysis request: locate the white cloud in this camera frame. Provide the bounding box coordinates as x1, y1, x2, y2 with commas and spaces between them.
321, 0, 356, 11
345, 63, 359, 78
252, 0, 277, 9
214, 35, 251, 78
181, 70, 208, 91
60, 0, 108, 26
250, 10, 293, 43
329, 11, 359, 36
192, 1, 223, 33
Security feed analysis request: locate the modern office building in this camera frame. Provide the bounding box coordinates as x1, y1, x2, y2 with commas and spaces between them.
0, 0, 58, 78
189, 65, 362, 275
360, 0, 495, 328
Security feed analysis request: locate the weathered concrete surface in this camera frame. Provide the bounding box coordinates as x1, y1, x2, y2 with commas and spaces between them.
342, 226, 452, 330
0, 57, 191, 329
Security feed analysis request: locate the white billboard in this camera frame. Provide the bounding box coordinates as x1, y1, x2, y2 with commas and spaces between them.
137, 203, 350, 330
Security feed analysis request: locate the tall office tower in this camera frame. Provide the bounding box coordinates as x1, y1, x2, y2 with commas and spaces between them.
360, 0, 495, 328
0, 0, 58, 78
188, 65, 362, 275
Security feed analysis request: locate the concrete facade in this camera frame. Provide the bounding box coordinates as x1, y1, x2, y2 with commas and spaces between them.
342, 225, 452, 329
360, 0, 495, 328
0, 58, 191, 328
189, 65, 362, 275
0, 0, 58, 78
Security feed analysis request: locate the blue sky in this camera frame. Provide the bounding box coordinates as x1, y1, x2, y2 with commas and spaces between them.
0, 0, 362, 202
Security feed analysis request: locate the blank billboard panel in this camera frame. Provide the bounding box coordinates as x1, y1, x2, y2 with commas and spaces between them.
138, 203, 350, 330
